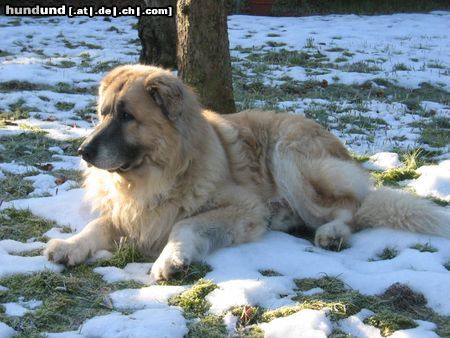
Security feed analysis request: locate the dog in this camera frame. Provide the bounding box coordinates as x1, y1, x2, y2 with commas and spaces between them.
44, 64, 450, 281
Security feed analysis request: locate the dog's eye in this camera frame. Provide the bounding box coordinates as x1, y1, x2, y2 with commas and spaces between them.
119, 111, 134, 121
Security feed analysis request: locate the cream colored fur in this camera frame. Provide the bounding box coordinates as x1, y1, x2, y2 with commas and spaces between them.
44, 65, 450, 281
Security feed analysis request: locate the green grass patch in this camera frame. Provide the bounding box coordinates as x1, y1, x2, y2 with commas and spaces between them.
392, 63, 411, 71
159, 262, 213, 286
170, 279, 218, 317
93, 237, 148, 269
334, 57, 348, 63
89, 60, 122, 74
0, 81, 48, 92
365, 311, 417, 336
224, 277, 449, 336
46, 60, 77, 69
326, 47, 346, 52
0, 173, 36, 201
246, 48, 332, 69
55, 101, 75, 111
304, 107, 331, 127
373, 247, 398, 261
339, 114, 387, 131
372, 168, 420, 186
410, 242, 437, 253
0, 132, 83, 165
0, 208, 58, 241
259, 269, 283, 277
187, 315, 227, 338
0, 50, 13, 57
53, 82, 97, 95
266, 41, 287, 48
416, 116, 450, 148
0, 99, 39, 121
340, 61, 382, 73
0, 267, 111, 335
351, 154, 371, 163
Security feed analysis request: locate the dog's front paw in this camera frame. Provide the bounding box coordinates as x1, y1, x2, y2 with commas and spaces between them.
149, 248, 189, 282
44, 238, 89, 266
314, 221, 351, 251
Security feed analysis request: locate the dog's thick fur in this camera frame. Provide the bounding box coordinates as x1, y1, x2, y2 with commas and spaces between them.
45, 65, 450, 281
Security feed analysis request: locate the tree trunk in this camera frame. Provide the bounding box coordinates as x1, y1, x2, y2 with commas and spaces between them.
177, 0, 236, 114
138, 0, 177, 69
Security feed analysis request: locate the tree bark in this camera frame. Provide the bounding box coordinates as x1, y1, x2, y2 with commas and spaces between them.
177, 0, 236, 114
138, 0, 177, 69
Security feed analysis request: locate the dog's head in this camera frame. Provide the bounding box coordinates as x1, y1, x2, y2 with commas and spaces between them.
78, 65, 201, 175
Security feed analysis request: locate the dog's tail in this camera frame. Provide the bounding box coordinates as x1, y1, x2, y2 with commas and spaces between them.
354, 188, 450, 238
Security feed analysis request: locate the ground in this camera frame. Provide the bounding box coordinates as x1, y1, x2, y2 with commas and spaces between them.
0, 11, 449, 338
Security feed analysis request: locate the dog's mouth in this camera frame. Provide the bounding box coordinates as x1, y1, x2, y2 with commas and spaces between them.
109, 156, 148, 173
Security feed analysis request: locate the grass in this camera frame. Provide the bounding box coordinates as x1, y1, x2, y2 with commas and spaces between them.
54, 101, 75, 111
0, 132, 83, 199
158, 262, 213, 286
0, 208, 60, 241
0, 133, 82, 165
365, 311, 417, 336
341, 61, 382, 73
259, 269, 283, 277
93, 237, 148, 269
416, 116, 450, 148
373, 247, 399, 261
0, 267, 114, 335
187, 315, 227, 338
411, 242, 438, 253
170, 279, 218, 317
392, 63, 411, 71
0, 99, 39, 121
372, 167, 420, 186
0, 173, 36, 201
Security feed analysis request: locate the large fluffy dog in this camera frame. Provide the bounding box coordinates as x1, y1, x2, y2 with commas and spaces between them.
45, 65, 450, 281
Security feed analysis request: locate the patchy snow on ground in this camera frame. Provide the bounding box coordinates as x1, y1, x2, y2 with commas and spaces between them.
363, 152, 403, 171
94, 263, 154, 285
260, 309, 332, 338
0, 10, 449, 338
0, 322, 16, 338
408, 160, 450, 202
45, 307, 188, 338
1, 298, 42, 317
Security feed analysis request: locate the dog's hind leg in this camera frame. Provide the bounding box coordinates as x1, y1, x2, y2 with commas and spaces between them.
150, 187, 268, 281
272, 143, 370, 250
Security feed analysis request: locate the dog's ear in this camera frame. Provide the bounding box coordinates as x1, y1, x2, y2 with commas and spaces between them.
144, 73, 184, 121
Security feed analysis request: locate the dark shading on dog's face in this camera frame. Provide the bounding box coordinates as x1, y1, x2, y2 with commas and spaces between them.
78, 99, 142, 172
78, 66, 185, 174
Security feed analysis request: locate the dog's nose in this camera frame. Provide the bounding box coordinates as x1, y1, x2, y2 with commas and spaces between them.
78, 144, 96, 162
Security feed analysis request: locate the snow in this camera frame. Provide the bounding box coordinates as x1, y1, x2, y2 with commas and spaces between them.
109, 284, 186, 310
0, 240, 46, 254
2, 189, 96, 233
205, 230, 450, 316
0, 322, 15, 338
0, 252, 64, 279
78, 308, 188, 338
408, 160, 450, 202
363, 152, 403, 171
94, 263, 154, 284
2, 299, 42, 317
24, 174, 77, 197
0, 162, 38, 175
259, 309, 332, 338
337, 309, 440, 338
